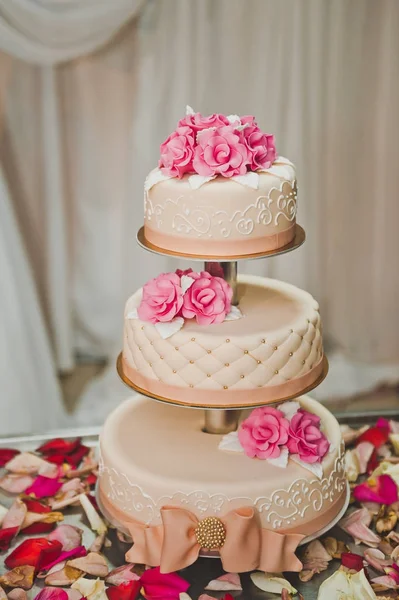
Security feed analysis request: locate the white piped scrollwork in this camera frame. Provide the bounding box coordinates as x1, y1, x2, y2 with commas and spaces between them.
99, 441, 346, 530
144, 179, 297, 240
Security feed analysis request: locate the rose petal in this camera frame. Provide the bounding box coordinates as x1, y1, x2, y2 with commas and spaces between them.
355, 441, 375, 474
5, 538, 63, 571
341, 552, 364, 571
0, 474, 34, 494
8, 589, 28, 600
48, 525, 83, 552
204, 573, 242, 591
354, 475, 398, 505
45, 566, 83, 587
358, 426, 389, 448
345, 449, 360, 482
105, 581, 140, 600
322, 537, 349, 559
299, 540, 332, 581
5, 453, 56, 475
79, 494, 107, 535
44, 546, 87, 572
0, 448, 20, 466
34, 589, 69, 600
105, 565, 140, 586
0, 527, 19, 551
364, 548, 392, 572
67, 552, 108, 578
0, 504, 8, 526
140, 567, 190, 598
317, 568, 377, 599
37, 439, 82, 456
0, 565, 35, 590
71, 577, 107, 600
371, 574, 398, 590
89, 532, 107, 553
339, 507, 381, 547
340, 425, 370, 446
23, 522, 57, 535
2, 498, 27, 531
22, 510, 63, 530
250, 572, 297, 594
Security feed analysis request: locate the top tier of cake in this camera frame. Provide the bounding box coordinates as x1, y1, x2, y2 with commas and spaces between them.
143, 108, 297, 258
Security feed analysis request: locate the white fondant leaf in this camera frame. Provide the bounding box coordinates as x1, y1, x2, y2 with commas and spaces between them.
181, 275, 195, 293
290, 455, 323, 479
267, 447, 289, 469
231, 172, 259, 190
144, 168, 172, 191
126, 308, 138, 320
218, 431, 243, 453
278, 400, 300, 421
188, 174, 216, 189
250, 572, 297, 595
224, 305, 243, 322
227, 114, 241, 125
186, 105, 195, 115
154, 317, 184, 340
205, 573, 242, 591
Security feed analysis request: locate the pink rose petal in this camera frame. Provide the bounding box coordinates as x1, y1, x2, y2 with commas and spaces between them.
25, 476, 63, 499
371, 574, 398, 589
364, 548, 392, 572
0, 474, 34, 494
34, 589, 69, 600
105, 564, 140, 586
2, 498, 27, 531
355, 441, 375, 474
205, 573, 242, 591
353, 474, 398, 505
140, 567, 190, 598
339, 507, 381, 547
43, 546, 87, 572
48, 525, 83, 551
7, 589, 28, 600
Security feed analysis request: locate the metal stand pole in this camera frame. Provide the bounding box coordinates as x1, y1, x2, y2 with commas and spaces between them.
203, 261, 240, 434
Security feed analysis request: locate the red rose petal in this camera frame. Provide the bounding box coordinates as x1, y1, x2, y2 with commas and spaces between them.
140, 567, 190, 599
0, 526, 19, 551
22, 499, 51, 514
23, 522, 56, 535
357, 426, 389, 448
43, 545, 86, 572
106, 581, 141, 600
5, 538, 62, 571
44, 455, 69, 466
341, 552, 364, 572
66, 445, 90, 467
0, 448, 20, 467
367, 448, 379, 475
36, 439, 81, 456
85, 493, 100, 513
25, 476, 63, 499
85, 473, 97, 487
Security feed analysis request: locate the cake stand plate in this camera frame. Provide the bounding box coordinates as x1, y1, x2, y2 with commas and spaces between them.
117, 353, 329, 410
136, 224, 305, 262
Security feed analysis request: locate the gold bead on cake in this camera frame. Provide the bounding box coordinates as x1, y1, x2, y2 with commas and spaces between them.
194, 517, 226, 550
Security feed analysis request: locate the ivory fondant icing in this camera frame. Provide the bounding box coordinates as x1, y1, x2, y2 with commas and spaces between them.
123, 275, 324, 408
98, 395, 346, 536
144, 158, 297, 256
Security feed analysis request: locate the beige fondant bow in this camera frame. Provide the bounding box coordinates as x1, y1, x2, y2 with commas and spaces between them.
125, 505, 304, 574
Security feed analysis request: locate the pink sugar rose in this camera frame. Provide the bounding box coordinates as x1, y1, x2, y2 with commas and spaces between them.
159, 126, 195, 178
193, 125, 251, 177
287, 409, 330, 464
181, 271, 232, 325
243, 126, 277, 170
240, 115, 257, 126
137, 272, 183, 324
178, 111, 229, 132
238, 407, 290, 459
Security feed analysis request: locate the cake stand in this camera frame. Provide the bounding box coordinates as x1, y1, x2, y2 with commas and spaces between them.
118, 222, 329, 434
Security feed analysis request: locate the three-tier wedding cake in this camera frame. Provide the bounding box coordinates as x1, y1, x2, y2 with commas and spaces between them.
97, 108, 348, 575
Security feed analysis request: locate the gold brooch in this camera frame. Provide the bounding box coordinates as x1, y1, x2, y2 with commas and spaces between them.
195, 517, 226, 550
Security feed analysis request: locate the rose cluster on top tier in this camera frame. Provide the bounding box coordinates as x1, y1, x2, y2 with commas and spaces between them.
159, 111, 277, 179
137, 268, 232, 326
239, 406, 330, 464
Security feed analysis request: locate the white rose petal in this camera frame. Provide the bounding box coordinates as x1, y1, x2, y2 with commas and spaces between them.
227, 114, 241, 125
250, 572, 297, 595
278, 401, 300, 421
186, 105, 195, 115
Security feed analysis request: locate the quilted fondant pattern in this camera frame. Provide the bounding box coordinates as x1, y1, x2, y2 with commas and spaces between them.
123, 313, 322, 391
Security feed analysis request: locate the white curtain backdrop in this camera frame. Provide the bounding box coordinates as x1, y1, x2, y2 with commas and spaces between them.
0, 0, 398, 431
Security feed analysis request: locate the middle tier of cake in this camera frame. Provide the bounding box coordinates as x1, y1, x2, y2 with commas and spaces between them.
122, 275, 325, 408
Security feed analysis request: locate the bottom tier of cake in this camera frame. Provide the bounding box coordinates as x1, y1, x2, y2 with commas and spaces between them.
98, 395, 348, 573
